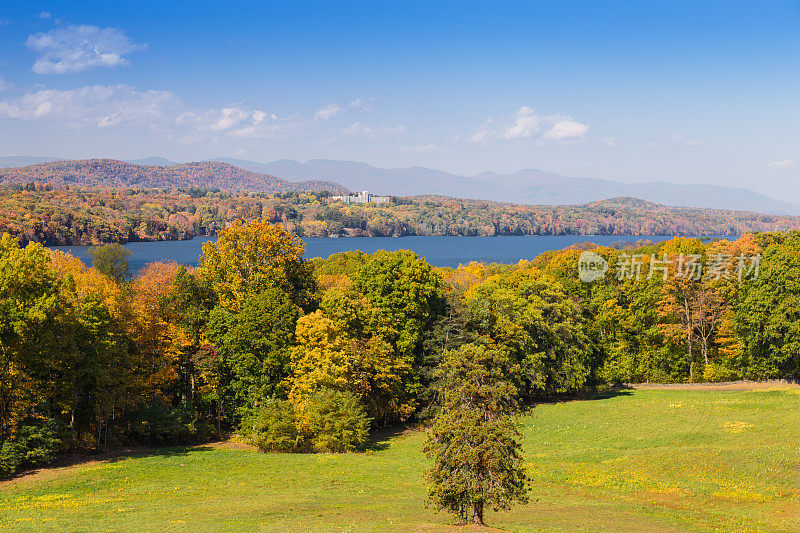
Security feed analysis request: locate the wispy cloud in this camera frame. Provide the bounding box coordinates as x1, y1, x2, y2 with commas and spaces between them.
765, 159, 796, 169
0, 85, 178, 127
340, 122, 404, 139
0, 84, 298, 141
603, 137, 619, 147
399, 144, 442, 154
650, 134, 703, 151
314, 103, 342, 120
314, 97, 374, 120
26, 25, 147, 74
472, 106, 588, 143
177, 107, 296, 139
38, 11, 51, 19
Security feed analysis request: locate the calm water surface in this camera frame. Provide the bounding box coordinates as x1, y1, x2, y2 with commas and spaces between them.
50, 235, 727, 272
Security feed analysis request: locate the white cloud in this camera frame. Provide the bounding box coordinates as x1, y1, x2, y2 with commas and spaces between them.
340, 122, 371, 136
766, 159, 796, 169
175, 106, 294, 139
314, 103, 341, 120
340, 122, 404, 139
348, 97, 374, 112
26, 25, 146, 74
0, 85, 178, 128
0, 84, 297, 140
471, 106, 588, 143
39, 11, 51, 19
503, 106, 539, 140
542, 119, 589, 140
400, 144, 440, 154
314, 97, 375, 120
470, 117, 496, 143
603, 137, 619, 147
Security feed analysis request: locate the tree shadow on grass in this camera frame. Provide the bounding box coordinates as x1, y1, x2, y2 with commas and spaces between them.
364, 424, 418, 452
1, 444, 216, 487
529, 386, 635, 408
582, 386, 636, 401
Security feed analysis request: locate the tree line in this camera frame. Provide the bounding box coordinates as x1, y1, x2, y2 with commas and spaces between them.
4, 183, 800, 246
1, 223, 798, 522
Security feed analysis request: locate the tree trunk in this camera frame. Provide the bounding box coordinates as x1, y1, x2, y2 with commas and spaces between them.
687, 329, 693, 382
472, 502, 484, 525
70, 388, 77, 447
702, 336, 708, 366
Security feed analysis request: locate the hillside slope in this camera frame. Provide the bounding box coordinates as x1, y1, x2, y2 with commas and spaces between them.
0, 159, 349, 194
5, 185, 800, 246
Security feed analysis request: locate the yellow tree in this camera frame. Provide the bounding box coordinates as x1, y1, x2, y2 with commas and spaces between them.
289, 310, 352, 426
130, 262, 186, 401
198, 219, 315, 310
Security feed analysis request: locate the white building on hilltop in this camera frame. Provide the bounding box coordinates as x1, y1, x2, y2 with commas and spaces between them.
332, 190, 391, 204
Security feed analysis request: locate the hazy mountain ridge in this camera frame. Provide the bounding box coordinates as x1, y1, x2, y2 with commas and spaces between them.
3, 155, 797, 215
0, 159, 349, 194
213, 157, 800, 216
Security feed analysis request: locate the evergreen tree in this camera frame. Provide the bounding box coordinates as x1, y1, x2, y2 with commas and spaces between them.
424, 343, 528, 525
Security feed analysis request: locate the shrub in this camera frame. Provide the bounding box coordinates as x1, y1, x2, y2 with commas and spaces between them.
0, 418, 60, 478
703, 363, 742, 383
299, 388, 370, 453
242, 400, 298, 452
0, 441, 24, 478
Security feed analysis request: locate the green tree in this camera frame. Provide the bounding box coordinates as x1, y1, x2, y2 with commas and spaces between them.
466, 266, 590, 398
354, 250, 445, 398
424, 343, 528, 525
161, 267, 218, 411
736, 235, 800, 379
87, 243, 132, 282
208, 289, 301, 412
0, 234, 63, 442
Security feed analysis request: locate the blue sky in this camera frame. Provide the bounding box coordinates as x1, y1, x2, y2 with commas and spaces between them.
1, 1, 799, 199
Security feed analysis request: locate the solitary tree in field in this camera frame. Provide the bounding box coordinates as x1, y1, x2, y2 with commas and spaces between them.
424, 343, 528, 526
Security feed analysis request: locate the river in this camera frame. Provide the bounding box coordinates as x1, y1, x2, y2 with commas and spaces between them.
49, 235, 728, 272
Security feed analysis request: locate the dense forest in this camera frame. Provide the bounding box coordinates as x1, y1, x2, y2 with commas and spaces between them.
1, 221, 798, 479
0, 159, 347, 194
4, 183, 800, 245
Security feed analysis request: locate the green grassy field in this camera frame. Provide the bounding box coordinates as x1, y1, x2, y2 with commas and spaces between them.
1, 386, 797, 532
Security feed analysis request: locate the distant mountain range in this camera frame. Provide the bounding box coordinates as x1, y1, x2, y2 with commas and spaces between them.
211, 158, 800, 216
0, 159, 347, 194
2, 155, 798, 215
128, 156, 179, 166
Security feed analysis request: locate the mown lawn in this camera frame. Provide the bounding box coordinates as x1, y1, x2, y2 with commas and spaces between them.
1, 387, 797, 532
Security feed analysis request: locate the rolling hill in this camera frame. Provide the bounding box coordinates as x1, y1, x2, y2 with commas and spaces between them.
0, 159, 348, 194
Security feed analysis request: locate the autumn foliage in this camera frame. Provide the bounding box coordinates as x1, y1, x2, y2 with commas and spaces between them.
1, 222, 798, 488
